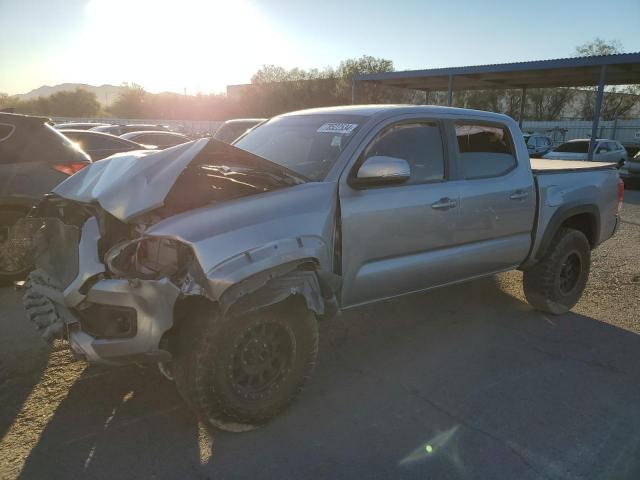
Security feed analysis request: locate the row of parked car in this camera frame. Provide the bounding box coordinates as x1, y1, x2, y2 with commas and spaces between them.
52, 119, 265, 159
1, 112, 637, 284
523, 132, 640, 184
524, 132, 629, 165
0, 114, 265, 283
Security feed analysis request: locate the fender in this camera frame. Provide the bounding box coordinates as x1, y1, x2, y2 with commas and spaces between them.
534, 203, 600, 261
205, 235, 333, 314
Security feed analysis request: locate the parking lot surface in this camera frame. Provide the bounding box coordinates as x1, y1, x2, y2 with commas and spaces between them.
1, 190, 639, 480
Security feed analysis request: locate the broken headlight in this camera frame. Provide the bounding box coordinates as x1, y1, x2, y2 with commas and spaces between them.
105, 237, 193, 280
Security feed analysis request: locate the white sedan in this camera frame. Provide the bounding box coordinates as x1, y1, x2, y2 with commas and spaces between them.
543, 139, 628, 167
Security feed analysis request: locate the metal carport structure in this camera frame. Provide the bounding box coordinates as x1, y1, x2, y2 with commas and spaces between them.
352, 53, 640, 160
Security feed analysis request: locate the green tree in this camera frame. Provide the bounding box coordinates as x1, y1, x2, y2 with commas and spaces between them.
575, 38, 622, 56
108, 83, 148, 118
526, 88, 575, 120
246, 55, 418, 115
337, 55, 405, 104
0, 89, 101, 117
47, 88, 101, 117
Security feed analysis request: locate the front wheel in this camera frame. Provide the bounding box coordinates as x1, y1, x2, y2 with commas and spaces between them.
523, 227, 591, 315
173, 297, 318, 430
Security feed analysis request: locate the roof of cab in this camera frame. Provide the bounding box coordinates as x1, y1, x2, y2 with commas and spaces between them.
277, 104, 513, 121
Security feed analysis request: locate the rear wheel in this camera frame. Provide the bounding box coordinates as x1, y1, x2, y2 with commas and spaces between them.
173, 297, 318, 430
0, 208, 32, 286
523, 227, 591, 315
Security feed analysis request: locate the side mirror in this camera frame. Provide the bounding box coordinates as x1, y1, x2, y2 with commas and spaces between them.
350, 156, 411, 188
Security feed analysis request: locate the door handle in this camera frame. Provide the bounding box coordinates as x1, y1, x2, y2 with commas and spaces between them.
431, 198, 457, 210
509, 190, 529, 200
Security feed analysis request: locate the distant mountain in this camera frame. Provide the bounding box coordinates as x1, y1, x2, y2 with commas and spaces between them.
15, 83, 124, 106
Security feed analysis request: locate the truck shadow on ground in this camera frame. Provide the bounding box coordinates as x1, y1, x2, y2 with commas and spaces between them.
0, 289, 49, 445
13, 274, 640, 480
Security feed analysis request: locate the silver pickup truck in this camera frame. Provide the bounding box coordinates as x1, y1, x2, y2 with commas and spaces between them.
22, 105, 623, 429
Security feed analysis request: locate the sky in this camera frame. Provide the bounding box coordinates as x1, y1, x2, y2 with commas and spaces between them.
0, 0, 639, 96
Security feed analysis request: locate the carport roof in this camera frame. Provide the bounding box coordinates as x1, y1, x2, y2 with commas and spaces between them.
354, 53, 640, 90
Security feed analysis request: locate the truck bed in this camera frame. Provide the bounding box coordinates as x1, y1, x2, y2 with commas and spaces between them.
531, 158, 617, 174
526, 159, 620, 266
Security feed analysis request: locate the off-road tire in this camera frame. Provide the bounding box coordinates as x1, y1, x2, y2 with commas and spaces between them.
523, 227, 591, 315
0, 207, 32, 286
173, 297, 319, 429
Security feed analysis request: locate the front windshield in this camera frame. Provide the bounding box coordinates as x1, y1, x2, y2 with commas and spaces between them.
234, 114, 365, 181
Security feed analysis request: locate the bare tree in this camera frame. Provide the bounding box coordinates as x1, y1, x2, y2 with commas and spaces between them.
575, 38, 639, 120
527, 88, 576, 120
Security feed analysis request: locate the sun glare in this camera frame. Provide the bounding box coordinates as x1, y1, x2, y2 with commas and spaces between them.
61, 0, 296, 94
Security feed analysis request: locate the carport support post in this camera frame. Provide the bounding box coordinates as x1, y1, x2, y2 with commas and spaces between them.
351, 78, 356, 105
518, 87, 527, 128
447, 75, 454, 106
588, 65, 607, 161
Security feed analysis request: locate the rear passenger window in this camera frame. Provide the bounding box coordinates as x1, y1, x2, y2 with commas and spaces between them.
364, 122, 444, 184
455, 123, 516, 179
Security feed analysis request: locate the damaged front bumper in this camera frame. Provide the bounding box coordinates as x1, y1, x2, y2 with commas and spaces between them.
23, 211, 183, 365
26, 271, 180, 365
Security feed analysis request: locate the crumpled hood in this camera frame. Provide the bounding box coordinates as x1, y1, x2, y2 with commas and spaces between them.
53, 139, 209, 221
52, 138, 299, 223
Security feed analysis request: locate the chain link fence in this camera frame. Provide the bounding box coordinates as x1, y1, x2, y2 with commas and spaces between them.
521, 119, 640, 145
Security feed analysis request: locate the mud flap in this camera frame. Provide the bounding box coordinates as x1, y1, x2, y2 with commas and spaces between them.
23, 257, 87, 345
22, 272, 68, 343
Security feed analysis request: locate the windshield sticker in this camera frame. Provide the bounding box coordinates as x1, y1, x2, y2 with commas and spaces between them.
330, 135, 342, 147
317, 123, 358, 135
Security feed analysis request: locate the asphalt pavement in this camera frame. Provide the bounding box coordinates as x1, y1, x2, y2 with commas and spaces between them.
1, 190, 639, 480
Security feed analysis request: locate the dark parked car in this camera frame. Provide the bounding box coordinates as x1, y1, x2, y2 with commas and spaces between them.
623, 141, 640, 158
523, 133, 553, 157
120, 131, 191, 149
0, 113, 91, 283
213, 118, 265, 143
54, 122, 111, 131
62, 130, 151, 160
91, 124, 171, 136
620, 151, 640, 188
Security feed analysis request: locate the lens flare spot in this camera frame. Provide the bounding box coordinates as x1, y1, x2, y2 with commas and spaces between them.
425, 444, 433, 454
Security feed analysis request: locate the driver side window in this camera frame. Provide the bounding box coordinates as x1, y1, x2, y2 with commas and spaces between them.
363, 122, 445, 184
